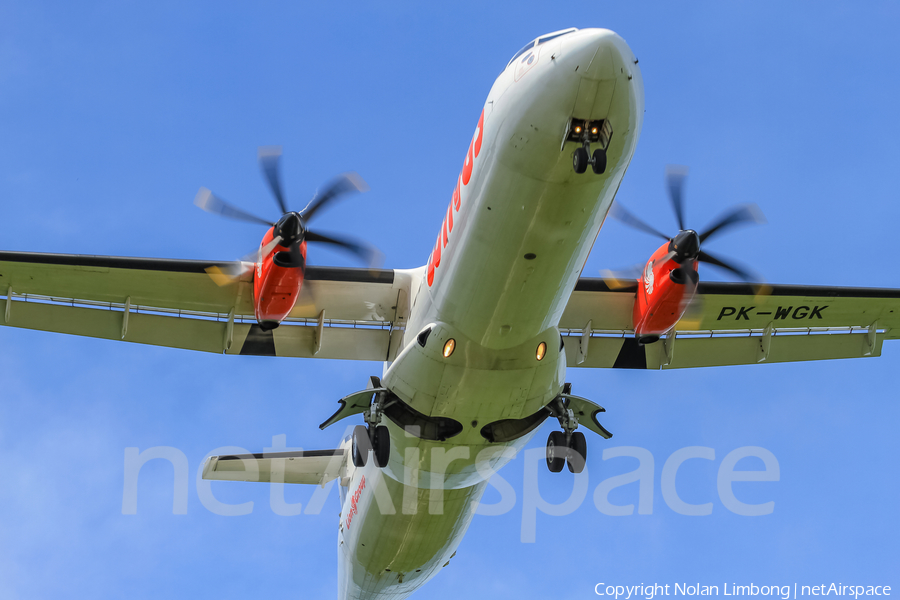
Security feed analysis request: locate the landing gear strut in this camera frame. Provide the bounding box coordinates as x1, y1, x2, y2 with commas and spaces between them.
351, 394, 391, 468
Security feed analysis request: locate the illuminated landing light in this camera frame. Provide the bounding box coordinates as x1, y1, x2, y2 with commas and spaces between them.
536, 342, 547, 361
443, 339, 456, 358
591, 127, 599, 134
574, 126, 582, 134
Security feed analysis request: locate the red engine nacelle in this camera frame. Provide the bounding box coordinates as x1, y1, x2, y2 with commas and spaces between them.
253, 227, 307, 330
632, 242, 699, 342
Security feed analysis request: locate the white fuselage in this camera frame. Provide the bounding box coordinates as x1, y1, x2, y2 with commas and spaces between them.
337, 28, 644, 600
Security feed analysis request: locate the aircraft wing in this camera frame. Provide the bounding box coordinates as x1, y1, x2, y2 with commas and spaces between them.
0, 251, 409, 360
561, 279, 900, 369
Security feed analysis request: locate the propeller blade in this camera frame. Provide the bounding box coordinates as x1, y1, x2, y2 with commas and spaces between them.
292, 276, 319, 315
697, 249, 758, 282
608, 202, 671, 241
194, 187, 273, 227
204, 262, 253, 287
698, 204, 766, 244
666, 165, 689, 231
306, 230, 383, 267
599, 264, 643, 289
204, 235, 285, 287
258, 146, 290, 215
241, 235, 283, 263
656, 250, 677, 265
288, 243, 306, 269
300, 172, 370, 223
678, 291, 706, 330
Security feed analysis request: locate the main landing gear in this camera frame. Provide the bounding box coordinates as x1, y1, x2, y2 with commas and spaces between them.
545, 383, 611, 474
351, 396, 391, 469
545, 420, 587, 474
546, 430, 587, 473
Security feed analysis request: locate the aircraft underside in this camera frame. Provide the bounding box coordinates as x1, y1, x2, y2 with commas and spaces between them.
4, 23, 898, 600
334, 27, 644, 600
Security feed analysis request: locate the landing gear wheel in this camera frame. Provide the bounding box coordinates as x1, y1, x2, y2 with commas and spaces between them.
591, 149, 607, 174
573, 147, 589, 174
352, 425, 370, 468
546, 431, 566, 472
566, 431, 587, 473
372, 425, 390, 468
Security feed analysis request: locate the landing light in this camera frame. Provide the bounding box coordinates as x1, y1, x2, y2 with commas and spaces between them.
443, 339, 456, 358
536, 342, 547, 361
574, 126, 582, 133
591, 127, 598, 134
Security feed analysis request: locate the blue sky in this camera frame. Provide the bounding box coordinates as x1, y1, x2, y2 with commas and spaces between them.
1, 2, 898, 599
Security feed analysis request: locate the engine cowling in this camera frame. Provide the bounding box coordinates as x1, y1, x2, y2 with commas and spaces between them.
253, 227, 308, 331
632, 242, 698, 342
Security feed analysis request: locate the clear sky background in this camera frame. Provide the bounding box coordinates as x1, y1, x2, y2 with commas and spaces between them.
1, 2, 898, 599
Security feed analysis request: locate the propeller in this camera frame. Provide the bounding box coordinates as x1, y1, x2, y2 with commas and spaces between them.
599, 264, 644, 289
194, 146, 380, 284
607, 165, 766, 282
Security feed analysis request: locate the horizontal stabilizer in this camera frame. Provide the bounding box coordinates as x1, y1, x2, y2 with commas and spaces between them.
201, 449, 346, 485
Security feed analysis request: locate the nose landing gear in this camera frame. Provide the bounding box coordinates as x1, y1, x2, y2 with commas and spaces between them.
573, 146, 589, 174
591, 147, 607, 174
573, 144, 607, 175
566, 118, 612, 175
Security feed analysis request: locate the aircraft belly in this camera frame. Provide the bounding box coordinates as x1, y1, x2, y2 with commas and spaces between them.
338, 466, 486, 600
441, 162, 620, 349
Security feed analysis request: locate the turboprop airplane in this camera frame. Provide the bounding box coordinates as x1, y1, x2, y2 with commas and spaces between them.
2, 27, 900, 600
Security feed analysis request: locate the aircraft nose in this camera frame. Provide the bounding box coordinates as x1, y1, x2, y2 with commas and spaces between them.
560, 29, 633, 81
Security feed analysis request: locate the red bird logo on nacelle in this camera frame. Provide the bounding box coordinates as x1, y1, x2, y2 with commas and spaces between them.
195, 147, 377, 330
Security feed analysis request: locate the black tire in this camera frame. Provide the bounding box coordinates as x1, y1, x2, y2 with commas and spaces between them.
373, 425, 390, 468
591, 149, 607, 174
352, 425, 370, 468
573, 147, 589, 174
546, 431, 566, 473
567, 431, 587, 473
